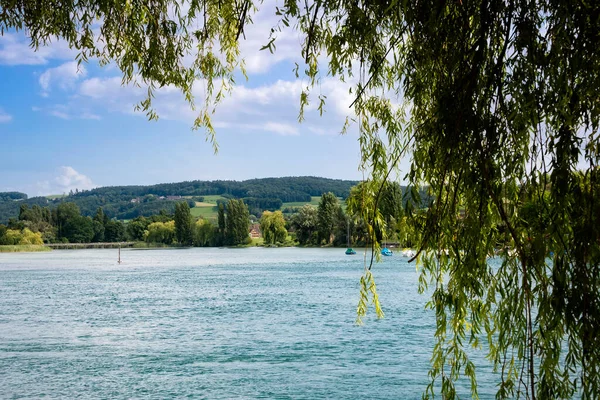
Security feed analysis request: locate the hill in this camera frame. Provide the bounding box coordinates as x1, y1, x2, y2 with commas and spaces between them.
0, 176, 358, 223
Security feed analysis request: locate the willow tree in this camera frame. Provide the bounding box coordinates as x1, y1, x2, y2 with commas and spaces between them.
2, 0, 600, 398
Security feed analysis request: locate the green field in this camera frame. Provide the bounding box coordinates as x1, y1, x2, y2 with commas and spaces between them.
282, 196, 346, 209
46, 194, 66, 200
281, 196, 321, 208
190, 206, 218, 219
202, 195, 229, 203
190, 195, 227, 220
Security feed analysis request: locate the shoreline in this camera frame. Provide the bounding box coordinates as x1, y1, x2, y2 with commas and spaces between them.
0, 245, 52, 253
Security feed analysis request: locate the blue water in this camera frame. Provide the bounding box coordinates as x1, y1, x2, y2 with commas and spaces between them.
0, 248, 496, 399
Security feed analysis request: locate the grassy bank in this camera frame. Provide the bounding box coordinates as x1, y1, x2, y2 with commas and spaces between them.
0, 245, 52, 253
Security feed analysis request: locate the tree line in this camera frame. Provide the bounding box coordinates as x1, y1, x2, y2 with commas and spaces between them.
0, 177, 358, 224
0, 182, 423, 248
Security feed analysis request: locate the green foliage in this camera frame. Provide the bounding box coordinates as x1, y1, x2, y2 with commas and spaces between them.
53, 202, 81, 240
63, 216, 94, 243
4, 0, 600, 397
92, 207, 106, 242
145, 221, 175, 245
225, 199, 251, 245
0, 192, 27, 201
126, 216, 150, 241
356, 270, 384, 325
290, 204, 319, 245
317, 192, 339, 244
260, 210, 287, 245
0, 227, 43, 245
174, 202, 193, 246
0, 178, 357, 224
104, 220, 125, 242
193, 219, 215, 247
216, 203, 226, 246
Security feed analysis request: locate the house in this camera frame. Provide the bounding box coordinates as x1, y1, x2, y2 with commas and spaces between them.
249, 224, 261, 238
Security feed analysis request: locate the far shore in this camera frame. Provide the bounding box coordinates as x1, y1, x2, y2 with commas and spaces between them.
0, 245, 51, 253
1, 242, 407, 253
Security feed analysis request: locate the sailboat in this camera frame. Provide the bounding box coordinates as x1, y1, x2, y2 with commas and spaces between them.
345, 220, 356, 255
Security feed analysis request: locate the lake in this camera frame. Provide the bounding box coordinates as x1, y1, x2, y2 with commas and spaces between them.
0, 248, 496, 399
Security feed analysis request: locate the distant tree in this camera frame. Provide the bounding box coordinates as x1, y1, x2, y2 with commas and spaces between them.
0, 228, 23, 245
126, 216, 150, 241
225, 199, 250, 245
216, 203, 226, 246
0, 192, 27, 201
317, 192, 339, 245
63, 216, 94, 243
347, 181, 404, 244
291, 205, 319, 246
332, 206, 350, 247
0, 224, 7, 245
193, 219, 215, 247
145, 221, 175, 245
91, 220, 105, 242
104, 220, 126, 242
92, 207, 106, 242
260, 210, 287, 245
94, 207, 106, 224
53, 202, 81, 240
19, 228, 44, 245
174, 202, 193, 246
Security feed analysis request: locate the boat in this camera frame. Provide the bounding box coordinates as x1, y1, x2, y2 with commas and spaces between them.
345, 221, 356, 255
381, 247, 393, 256
402, 249, 416, 258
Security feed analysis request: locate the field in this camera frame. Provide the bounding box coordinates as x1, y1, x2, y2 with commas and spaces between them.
281, 196, 321, 208
190, 195, 228, 220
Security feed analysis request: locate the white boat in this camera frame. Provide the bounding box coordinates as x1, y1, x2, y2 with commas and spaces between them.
402, 249, 416, 258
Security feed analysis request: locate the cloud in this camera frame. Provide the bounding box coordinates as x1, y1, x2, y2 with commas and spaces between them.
263, 121, 298, 135
32, 103, 102, 120
0, 108, 12, 123
0, 33, 76, 65
71, 73, 357, 136
55, 166, 96, 193
32, 167, 96, 196
39, 61, 87, 95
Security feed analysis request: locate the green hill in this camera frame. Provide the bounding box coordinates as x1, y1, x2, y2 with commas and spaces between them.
0, 176, 358, 223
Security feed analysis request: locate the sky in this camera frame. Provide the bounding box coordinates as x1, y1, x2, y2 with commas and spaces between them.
0, 4, 370, 197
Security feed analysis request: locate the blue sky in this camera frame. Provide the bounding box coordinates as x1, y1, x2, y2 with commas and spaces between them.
0, 8, 367, 197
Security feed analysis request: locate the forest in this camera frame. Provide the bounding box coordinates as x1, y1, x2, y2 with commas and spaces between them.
0, 176, 357, 223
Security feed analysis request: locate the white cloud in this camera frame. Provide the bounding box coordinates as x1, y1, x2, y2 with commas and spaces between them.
0, 108, 12, 123
80, 111, 101, 120
33, 167, 96, 196
0, 33, 75, 65
49, 109, 70, 119
31, 103, 102, 121
54, 166, 96, 192
263, 121, 298, 136
39, 61, 87, 95
71, 73, 357, 136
